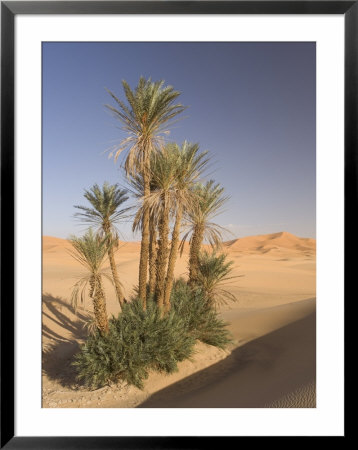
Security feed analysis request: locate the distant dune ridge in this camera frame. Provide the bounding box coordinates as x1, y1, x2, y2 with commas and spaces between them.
224, 231, 315, 254
43, 230, 316, 255
43, 235, 72, 251
42, 231, 316, 409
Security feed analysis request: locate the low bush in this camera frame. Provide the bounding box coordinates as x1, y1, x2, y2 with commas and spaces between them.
171, 278, 232, 348
73, 298, 195, 389
73, 280, 232, 389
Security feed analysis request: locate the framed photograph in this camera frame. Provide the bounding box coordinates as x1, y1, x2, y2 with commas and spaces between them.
1, 0, 352, 446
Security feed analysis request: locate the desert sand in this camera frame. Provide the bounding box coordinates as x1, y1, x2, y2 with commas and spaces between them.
42, 231, 316, 408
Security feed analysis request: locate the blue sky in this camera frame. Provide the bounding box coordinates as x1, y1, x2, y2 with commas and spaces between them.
43, 42, 316, 240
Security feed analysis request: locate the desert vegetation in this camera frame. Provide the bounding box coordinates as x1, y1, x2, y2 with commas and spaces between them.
42, 44, 317, 410
68, 77, 237, 389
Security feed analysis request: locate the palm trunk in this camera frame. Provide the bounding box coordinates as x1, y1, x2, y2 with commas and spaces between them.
108, 246, 125, 306
155, 194, 170, 309
89, 275, 95, 299
149, 219, 158, 297
189, 224, 204, 285
91, 274, 109, 335
164, 203, 183, 310
138, 151, 151, 308
102, 224, 125, 307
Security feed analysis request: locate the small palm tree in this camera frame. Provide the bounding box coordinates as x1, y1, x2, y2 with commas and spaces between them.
196, 251, 240, 307
106, 77, 186, 306
181, 180, 229, 285
74, 183, 129, 306
69, 230, 112, 335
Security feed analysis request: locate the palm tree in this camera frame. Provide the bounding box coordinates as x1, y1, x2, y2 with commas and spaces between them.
163, 142, 209, 309
129, 170, 158, 298
74, 183, 129, 306
196, 250, 240, 307
181, 180, 229, 286
133, 143, 210, 309
105, 77, 186, 306
143, 147, 178, 309
69, 229, 112, 335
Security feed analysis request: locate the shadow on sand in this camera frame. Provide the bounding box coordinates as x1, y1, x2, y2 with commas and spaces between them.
138, 312, 316, 408
42, 294, 90, 389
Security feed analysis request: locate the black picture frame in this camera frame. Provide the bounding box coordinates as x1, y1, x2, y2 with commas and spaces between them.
1, 1, 352, 447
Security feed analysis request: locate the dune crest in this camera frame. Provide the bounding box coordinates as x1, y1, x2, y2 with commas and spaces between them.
43, 231, 315, 256
225, 231, 315, 255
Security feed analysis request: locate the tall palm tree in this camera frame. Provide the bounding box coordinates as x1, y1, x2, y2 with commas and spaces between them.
105, 77, 186, 306
181, 180, 229, 286
74, 183, 129, 306
69, 230, 112, 335
129, 170, 158, 298
133, 143, 210, 309
143, 147, 178, 309
163, 142, 209, 309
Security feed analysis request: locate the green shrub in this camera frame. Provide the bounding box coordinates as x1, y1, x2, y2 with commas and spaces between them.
73, 298, 195, 389
73, 280, 232, 390
171, 278, 232, 348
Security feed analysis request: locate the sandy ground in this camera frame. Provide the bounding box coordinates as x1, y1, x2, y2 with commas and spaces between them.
42, 231, 316, 408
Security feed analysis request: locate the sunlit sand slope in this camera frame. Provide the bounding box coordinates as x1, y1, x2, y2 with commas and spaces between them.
42, 232, 316, 408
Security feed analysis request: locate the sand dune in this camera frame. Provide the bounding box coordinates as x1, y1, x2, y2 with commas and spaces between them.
42, 232, 316, 408
44, 231, 315, 255
139, 304, 316, 408
225, 231, 315, 255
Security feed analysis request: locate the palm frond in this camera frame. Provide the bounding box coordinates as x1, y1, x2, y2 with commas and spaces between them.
68, 229, 110, 274
69, 256, 117, 312
74, 182, 130, 238
131, 141, 211, 235
196, 250, 241, 307
105, 77, 187, 177
70, 277, 91, 312
180, 180, 230, 250
81, 313, 98, 336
